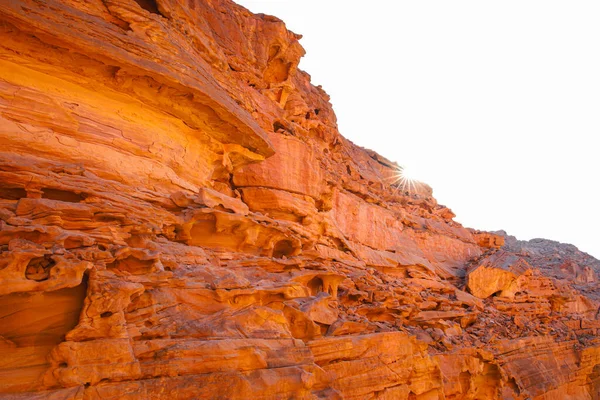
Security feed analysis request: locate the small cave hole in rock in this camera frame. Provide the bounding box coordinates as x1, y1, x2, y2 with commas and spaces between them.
110, 17, 130, 31
63, 236, 87, 250
264, 58, 291, 83
307, 276, 324, 296
273, 120, 286, 133
187, 213, 217, 244
42, 188, 86, 203
0, 273, 87, 390
59, 362, 68, 368
133, 0, 160, 14
25, 255, 56, 281
332, 238, 351, 253
0, 187, 27, 200
98, 244, 108, 251
507, 377, 521, 395
459, 371, 471, 394
268, 44, 280, 60
100, 311, 113, 318
273, 240, 295, 259
307, 128, 320, 140
314, 108, 320, 115
95, 214, 123, 223
109, 256, 154, 275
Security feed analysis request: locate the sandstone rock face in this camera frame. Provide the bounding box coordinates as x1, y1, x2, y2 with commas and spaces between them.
0, 1, 598, 399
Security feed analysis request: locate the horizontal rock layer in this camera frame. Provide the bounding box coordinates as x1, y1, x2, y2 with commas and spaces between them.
0, 0, 599, 399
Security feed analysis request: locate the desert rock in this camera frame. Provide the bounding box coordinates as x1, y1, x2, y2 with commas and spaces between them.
0, 1, 599, 399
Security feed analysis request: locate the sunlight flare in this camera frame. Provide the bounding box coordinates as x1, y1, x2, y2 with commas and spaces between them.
389, 164, 426, 195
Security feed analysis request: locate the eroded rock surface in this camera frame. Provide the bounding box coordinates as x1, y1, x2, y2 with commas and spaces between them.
0, 1, 598, 399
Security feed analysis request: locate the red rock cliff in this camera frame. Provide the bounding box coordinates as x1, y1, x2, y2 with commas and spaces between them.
0, 1, 599, 399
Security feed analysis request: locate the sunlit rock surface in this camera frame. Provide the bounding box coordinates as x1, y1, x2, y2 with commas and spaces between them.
0, 0, 599, 398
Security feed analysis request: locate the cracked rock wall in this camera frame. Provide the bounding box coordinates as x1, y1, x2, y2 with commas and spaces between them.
0, 0, 599, 399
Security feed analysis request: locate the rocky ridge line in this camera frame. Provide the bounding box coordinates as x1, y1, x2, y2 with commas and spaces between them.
0, 0, 599, 399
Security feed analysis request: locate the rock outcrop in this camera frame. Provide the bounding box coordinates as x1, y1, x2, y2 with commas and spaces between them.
0, 1, 598, 399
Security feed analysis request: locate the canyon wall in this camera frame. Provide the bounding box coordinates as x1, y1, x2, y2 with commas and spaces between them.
0, 0, 599, 398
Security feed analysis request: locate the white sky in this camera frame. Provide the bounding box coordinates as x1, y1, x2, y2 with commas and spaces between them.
235, 0, 600, 259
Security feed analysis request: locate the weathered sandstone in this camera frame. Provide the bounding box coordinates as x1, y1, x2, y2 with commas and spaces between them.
0, 1, 599, 399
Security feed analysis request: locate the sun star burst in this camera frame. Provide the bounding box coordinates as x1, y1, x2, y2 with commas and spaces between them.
389, 165, 422, 196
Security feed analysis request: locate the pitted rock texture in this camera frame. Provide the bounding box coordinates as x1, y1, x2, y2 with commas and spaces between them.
0, 1, 599, 399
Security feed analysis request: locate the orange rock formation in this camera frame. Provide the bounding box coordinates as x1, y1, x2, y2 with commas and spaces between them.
0, 1, 599, 399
